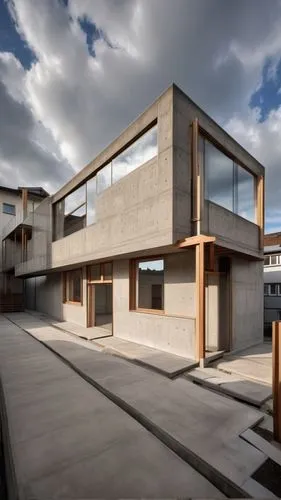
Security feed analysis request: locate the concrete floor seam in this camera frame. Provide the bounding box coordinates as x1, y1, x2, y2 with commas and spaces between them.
4, 316, 250, 498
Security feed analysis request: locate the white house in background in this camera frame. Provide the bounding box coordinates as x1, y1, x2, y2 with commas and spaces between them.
264, 232, 281, 336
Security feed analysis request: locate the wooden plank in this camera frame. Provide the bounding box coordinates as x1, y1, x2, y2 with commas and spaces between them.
273, 321, 281, 442
129, 260, 136, 311
196, 242, 205, 361
177, 234, 216, 248
22, 188, 28, 219
257, 176, 264, 250
208, 242, 215, 272
191, 118, 199, 223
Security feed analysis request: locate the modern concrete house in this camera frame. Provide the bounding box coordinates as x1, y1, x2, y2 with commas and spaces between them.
0, 186, 48, 310
264, 232, 281, 336
1, 85, 265, 362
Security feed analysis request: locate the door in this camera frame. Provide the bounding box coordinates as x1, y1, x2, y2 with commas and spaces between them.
87, 262, 113, 334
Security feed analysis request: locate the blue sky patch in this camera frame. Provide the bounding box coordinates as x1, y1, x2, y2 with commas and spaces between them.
250, 57, 281, 122
78, 17, 102, 57
0, 0, 36, 69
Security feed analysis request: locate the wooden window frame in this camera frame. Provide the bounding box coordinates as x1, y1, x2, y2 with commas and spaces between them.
63, 269, 83, 305
129, 256, 165, 314
87, 262, 113, 284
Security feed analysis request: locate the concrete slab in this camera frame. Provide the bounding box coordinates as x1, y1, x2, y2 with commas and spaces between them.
6, 312, 271, 497
0, 316, 224, 499
241, 429, 281, 467
95, 335, 197, 377
186, 367, 272, 407
214, 343, 272, 386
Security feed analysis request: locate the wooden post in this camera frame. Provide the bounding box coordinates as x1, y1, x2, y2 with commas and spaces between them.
196, 242, 205, 363
257, 176, 264, 250
273, 321, 281, 442
22, 188, 28, 219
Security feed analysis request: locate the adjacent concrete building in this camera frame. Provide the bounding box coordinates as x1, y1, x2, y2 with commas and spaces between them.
0, 186, 48, 310
264, 232, 281, 336
1, 85, 265, 362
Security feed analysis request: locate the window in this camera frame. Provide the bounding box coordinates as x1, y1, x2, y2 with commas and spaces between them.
278, 311, 281, 321
264, 256, 270, 266
53, 124, 158, 241
86, 177, 96, 226
3, 203, 16, 216
88, 262, 113, 283
264, 284, 270, 296
202, 136, 257, 224
112, 125, 157, 184
269, 284, 278, 296
137, 259, 164, 311
271, 255, 277, 266
236, 165, 255, 223
64, 269, 82, 303
204, 140, 234, 212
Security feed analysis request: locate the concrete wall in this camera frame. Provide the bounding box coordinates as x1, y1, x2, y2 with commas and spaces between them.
231, 256, 263, 351
25, 267, 87, 326
202, 201, 261, 258
113, 254, 196, 358
172, 87, 264, 260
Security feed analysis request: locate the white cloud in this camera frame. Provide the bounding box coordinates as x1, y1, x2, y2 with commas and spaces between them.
1, 0, 281, 230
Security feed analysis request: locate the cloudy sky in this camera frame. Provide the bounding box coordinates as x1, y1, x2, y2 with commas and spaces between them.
1, 0, 281, 231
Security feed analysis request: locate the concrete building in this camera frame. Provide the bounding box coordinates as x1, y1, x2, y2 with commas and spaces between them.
264, 232, 281, 336
1, 84, 265, 362
0, 186, 48, 310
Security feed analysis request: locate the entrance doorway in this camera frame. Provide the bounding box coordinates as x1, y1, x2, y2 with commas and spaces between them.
87, 262, 113, 334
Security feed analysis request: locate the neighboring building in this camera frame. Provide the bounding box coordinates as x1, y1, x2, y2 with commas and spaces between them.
0, 186, 48, 310
264, 232, 281, 336
1, 84, 265, 362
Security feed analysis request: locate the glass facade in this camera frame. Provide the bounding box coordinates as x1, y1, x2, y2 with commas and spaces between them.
112, 125, 157, 184
53, 124, 158, 241
202, 136, 256, 223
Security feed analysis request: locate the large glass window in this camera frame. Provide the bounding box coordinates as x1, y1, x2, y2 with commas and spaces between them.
53, 124, 158, 241
202, 136, 257, 223
96, 163, 112, 195
64, 269, 82, 303
86, 177, 96, 226
64, 185, 86, 238
137, 259, 164, 311
112, 125, 157, 184
236, 165, 255, 222
205, 140, 234, 212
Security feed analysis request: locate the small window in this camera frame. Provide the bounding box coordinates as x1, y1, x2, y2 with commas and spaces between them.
3, 203, 16, 215
137, 259, 164, 311
264, 284, 270, 296
264, 256, 270, 266
87, 262, 113, 283
269, 284, 278, 296
64, 269, 82, 303
271, 255, 277, 265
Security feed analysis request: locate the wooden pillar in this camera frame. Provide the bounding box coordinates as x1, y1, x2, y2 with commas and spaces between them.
273, 321, 281, 442
22, 188, 28, 219
257, 176, 264, 250
196, 242, 205, 362
21, 228, 24, 263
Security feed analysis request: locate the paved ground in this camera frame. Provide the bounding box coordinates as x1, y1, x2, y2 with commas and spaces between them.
214, 343, 272, 386
27, 310, 198, 377
3, 312, 279, 498
186, 367, 272, 407
0, 315, 223, 499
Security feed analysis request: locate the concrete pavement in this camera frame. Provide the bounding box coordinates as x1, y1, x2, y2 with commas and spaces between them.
4, 312, 280, 498
0, 315, 224, 499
